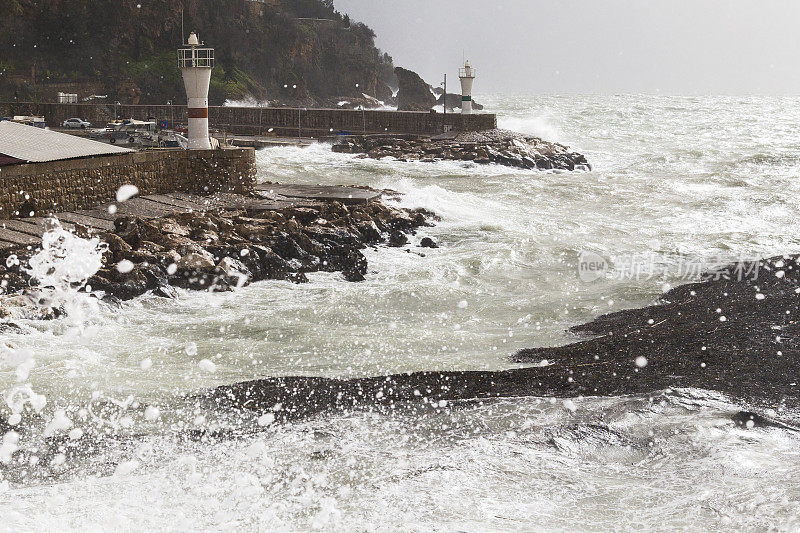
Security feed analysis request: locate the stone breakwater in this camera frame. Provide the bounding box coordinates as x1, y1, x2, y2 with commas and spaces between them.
0, 200, 437, 318
332, 129, 591, 171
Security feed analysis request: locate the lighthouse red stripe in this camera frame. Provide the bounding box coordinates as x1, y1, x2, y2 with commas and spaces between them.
188, 108, 209, 119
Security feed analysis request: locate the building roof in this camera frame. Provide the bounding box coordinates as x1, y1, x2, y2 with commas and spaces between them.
0, 120, 132, 165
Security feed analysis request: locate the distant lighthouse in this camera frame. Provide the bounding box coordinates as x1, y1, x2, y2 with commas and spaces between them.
178, 32, 214, 149
459, 60, 476, 115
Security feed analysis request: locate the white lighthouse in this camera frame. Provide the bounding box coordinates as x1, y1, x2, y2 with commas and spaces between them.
458, 60, 476, 115
178, 32, 214, 150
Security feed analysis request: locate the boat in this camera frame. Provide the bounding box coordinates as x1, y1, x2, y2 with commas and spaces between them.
100, 119, 158, 145
11, 115, 46, 128
93, 119, 189, 149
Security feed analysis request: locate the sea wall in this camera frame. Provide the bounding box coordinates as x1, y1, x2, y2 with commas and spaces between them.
0, 102, 497, 137
0, 148, 255, 219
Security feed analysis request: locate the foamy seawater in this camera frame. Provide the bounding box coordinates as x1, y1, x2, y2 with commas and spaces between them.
3, 95, 800, 530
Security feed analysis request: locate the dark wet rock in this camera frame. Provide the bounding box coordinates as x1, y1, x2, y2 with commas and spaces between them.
0, 321, 24, 333
199, 255, 800, 423
272, 233, 314, 264
419, 237, 438, 249
176, 252, 216, 272
103, 233, 133, 261
342, 267, 366, 283
152, 284, 178, 299
251, 246, 291, 280
394, 66, 436, 111
356, 221, 382, 242
287, 272, 308, 284
435, 92, 484, 111
388, 231, 408, 247
137, 263, 170, 290
197, 366, 605, 424
333, 129, 591, 172
216, 257, 251, 288
91, 264, 160, 300
114, 217, 163, 249
1, 271, 29, 295
730, 411, 798, 431
0, 200, 435, 303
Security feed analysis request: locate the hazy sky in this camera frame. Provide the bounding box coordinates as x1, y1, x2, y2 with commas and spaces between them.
334, 0, 800, 95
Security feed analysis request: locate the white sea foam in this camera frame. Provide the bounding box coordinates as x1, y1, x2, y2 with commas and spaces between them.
24, 223, 106, 328
498, 112, 562, 142
223, 97, 270, 107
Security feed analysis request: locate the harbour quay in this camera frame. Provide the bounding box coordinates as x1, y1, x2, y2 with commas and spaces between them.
0, 102, 497, 138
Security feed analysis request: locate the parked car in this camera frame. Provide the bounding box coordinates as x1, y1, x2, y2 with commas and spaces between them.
62, 117, 91, 129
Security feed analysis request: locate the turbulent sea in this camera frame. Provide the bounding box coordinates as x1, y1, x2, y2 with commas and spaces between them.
3, 95, 800, 530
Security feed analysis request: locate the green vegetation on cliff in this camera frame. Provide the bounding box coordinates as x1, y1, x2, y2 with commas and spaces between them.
0, 0, 395, 105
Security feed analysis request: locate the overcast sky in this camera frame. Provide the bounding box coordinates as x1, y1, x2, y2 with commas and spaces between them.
334, 0, 800, 95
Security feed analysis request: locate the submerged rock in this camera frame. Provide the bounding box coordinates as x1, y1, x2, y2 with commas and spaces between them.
332, 129, 591, 171
388, 231, 408, 247
419, 237, 438, 249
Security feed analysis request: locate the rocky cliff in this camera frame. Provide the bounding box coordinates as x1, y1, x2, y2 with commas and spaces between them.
394, 67, 436, 111
0, 0, 396, 106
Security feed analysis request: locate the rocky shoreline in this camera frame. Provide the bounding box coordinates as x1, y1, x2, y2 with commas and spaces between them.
332, 129, 591, 171
4, 200, 798, 425
0, 199, 437, 320
200, 254, 800, 424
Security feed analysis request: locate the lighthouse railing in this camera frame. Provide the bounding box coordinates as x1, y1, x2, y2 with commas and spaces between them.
178, 47, 215, 69
458, 67, 476, 78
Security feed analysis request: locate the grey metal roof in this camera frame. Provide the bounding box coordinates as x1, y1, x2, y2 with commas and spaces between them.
0, 121, 132, 163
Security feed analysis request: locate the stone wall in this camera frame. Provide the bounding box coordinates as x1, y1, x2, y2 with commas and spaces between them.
0, 102, 497, 137
0, 148, 255, 219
